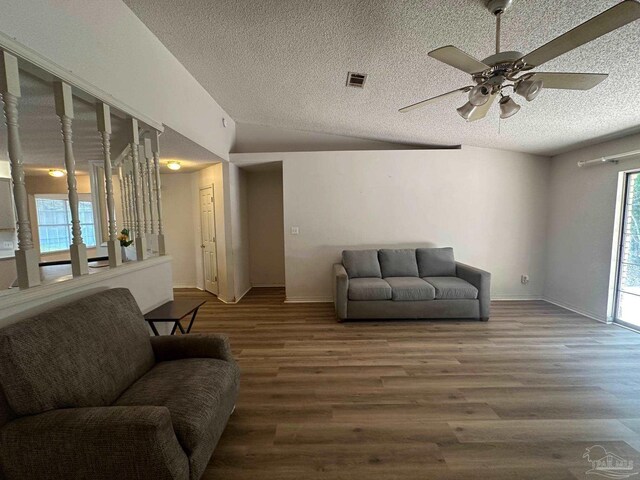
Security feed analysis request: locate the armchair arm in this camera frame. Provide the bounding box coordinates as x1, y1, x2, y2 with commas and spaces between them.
333, 263, 349, 321
0, 406, 188, 480
151, 333, 234, 362
456, 262, 491, 320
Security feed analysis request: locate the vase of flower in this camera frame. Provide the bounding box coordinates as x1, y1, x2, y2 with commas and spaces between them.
117, 229, 134, 262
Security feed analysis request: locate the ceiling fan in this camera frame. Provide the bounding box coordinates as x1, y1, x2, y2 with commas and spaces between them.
399, 0, 640, 121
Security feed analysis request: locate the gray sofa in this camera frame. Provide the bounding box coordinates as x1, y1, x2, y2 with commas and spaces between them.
0, 288, 239, 480
333, 247, 491, 321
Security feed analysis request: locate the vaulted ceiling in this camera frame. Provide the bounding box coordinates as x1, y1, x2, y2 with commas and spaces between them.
124, 0, 640, 155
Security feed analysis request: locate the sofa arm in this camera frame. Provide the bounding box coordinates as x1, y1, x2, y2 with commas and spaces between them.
0, 406, 188, 480
456, 262, 491, 320
333, 263, 349, 321
151, 334, 234, 363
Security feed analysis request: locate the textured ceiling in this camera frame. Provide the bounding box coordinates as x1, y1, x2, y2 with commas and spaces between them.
124, 0, 640, 155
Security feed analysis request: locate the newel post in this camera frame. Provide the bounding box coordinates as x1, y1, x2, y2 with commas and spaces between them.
0, 50, 40, 288
54, 81, 88, 277
96, 102, 121, 267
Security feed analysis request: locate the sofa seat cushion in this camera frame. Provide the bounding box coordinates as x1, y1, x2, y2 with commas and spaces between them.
423, 277, 478, 299
348, 278, 392, 301
114, 358, 240, 455
342, 250, 381, 278
384, 277, 436, 301
379, 249, 419, 277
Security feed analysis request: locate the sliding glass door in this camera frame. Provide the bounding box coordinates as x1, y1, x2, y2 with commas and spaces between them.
615, 171, 640, 327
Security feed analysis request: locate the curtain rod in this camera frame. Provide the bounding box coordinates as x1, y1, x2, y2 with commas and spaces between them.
577, 149, 640, 167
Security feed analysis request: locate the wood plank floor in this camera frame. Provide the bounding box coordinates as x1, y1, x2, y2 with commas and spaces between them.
174, 287, 640, 480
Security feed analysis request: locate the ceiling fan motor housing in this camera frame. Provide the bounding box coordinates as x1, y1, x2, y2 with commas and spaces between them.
486, 0, 513, 16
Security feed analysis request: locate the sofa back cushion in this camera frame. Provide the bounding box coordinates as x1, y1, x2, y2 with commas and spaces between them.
342, 250, 381, 278
379, 249, 419, 278
0, 288, 155, 416
417, 247, 456, 277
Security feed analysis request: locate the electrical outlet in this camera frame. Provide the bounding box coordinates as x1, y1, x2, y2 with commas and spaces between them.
290, 226, 300, 235
2, 241, 13, 249
521, 274, 530, 285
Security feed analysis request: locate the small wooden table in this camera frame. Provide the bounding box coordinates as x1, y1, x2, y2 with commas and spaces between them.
144, 299, 206, 336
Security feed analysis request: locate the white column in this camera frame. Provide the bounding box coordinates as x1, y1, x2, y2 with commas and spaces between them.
96, 102, 121, 267
0, 51, 40, 288
54, 81, 88, 277
151, 130, 165, 255
128, 118, 147, 260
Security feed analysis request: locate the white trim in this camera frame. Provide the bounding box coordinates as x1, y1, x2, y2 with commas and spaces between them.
542, 296, 608, 324
0, 255, 172, 306
172, 283, 198, 289
491, 294, 543, 301
0, 32, 164, 131
285, 296, 333, 303
251, 283, 285, 288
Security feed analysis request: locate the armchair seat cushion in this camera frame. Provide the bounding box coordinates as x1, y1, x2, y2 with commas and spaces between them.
348, 277, 392, 301
385, 277, 436, 301
423, 277, 479, 299
115, 358, 240, 456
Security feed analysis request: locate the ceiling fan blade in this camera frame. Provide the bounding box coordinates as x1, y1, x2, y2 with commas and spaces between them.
467, 93, 497, 122
399, 86, 472, 113
520, 0, 640, 68
428, 46, 490, 74
531, 72, 608, 90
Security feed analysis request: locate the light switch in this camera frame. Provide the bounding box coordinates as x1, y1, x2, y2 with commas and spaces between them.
2, 241, 13, 249
290, 226, 300, 235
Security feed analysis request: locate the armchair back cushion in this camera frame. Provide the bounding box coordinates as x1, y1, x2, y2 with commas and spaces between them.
342, 250, 381, 278
417, 247, 456, 277
0, 288, 155, 416
379, 249, 419, 278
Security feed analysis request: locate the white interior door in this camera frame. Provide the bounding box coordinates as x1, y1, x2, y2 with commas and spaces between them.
200, 186, 218, 294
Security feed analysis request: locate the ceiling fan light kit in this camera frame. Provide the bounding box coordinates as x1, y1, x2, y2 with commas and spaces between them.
399, 0, 640, 122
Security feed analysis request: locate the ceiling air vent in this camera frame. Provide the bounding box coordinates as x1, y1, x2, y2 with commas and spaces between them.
346, 72, 367, 88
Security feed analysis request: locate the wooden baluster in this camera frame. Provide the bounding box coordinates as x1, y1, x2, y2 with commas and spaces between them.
117, 165, 128, 237
139, 143, 149, 237
53, 81, 88, 277
0, 51, 40, 288
96, 102, 120, 267
144, 137, 155, 238
128, 118, 146, 260
151, 130, 165, 255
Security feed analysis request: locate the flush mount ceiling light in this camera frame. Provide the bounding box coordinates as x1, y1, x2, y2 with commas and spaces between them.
399, 0, 640, 121
48, 169, 65, 177
166, 161, 181, 171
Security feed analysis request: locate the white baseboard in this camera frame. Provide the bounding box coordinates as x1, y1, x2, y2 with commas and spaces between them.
542, 296, 608, 323
172, 284, 198, 289
251, 283, 285, 288
217, 286, 252, 304
492, 294, 543, 301
285, 296, 333, 303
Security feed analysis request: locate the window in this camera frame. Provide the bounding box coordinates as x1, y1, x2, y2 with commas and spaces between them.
615, 171, 640, 327
35, 197, 96, 253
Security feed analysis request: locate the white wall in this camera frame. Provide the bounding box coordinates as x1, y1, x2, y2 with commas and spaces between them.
0, 0, 235, 160
247, 168, 285, 286
270, 147, 550, 301
229, 164, 251, 300
0, 256, 173, 326
161, 173, 197, 287
544, 132, 640, 321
